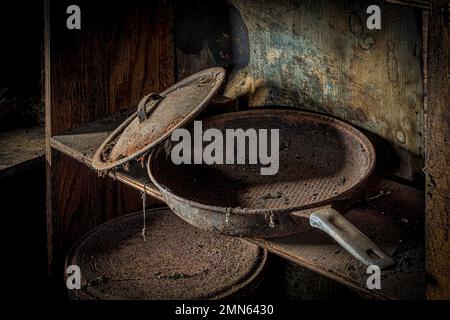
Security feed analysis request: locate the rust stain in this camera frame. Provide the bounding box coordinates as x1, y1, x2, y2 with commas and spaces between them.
387, 40, 399, 86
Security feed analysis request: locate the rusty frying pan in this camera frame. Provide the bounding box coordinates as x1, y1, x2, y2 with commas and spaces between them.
147, 109, 395, 269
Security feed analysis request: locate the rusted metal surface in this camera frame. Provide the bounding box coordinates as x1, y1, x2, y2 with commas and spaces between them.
91, 67, 226, 171
50, 112, 424, 297
149, 109, 375, 215
147, 108, 372, 233
66, 208, 268, 300
146, 109, 398, 271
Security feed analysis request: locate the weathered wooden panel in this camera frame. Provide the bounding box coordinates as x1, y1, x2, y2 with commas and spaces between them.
51, 152, 154, 258
174, 0, 250, 80
45, 0, 174, 278
0, 126, 44, 171
425, 0, 450, 300
47, 0, 164, 135
176, 0, 424, 182
385, 0, 428, 9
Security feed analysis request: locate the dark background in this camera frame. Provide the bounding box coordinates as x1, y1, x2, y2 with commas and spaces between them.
0, 1, 47, 297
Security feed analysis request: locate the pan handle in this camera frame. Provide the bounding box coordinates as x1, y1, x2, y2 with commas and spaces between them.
137, 93, 163, 122
309, 208, 396, 270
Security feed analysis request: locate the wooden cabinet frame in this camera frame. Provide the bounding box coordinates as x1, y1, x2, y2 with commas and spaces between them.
44, 0, 449, 299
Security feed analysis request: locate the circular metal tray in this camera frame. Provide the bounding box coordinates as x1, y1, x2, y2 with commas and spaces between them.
66, 208, 268, 300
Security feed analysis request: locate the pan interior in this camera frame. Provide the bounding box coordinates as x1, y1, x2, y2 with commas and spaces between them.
151, 110, 373, 211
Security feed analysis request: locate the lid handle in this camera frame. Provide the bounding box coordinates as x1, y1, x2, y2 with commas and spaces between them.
137, 93, 163, 123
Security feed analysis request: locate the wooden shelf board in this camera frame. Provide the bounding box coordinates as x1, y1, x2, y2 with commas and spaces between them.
50, 111, 162, 200
249, 177, 425, 300
50, 113, 425, 300
0, 125, 45, 173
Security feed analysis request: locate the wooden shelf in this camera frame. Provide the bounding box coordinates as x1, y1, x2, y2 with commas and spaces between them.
50, 111, 162, 200
249, 178, 425, 300
0, 125, 45, 174
51, 113, 425, 300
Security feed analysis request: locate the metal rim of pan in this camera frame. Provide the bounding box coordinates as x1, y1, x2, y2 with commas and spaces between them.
147, 108, 376, 216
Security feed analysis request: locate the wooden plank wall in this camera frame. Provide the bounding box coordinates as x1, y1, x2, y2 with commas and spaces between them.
175, 0, 425, 184
385, 0, 428, 9
45, 0, 173, 278
425, 0, 450, 300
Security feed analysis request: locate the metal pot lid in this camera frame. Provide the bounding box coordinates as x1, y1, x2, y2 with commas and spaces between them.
92, 67, 226, 171
65, 208, 267, 300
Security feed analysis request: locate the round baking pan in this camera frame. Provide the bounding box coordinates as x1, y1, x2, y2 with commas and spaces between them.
65, 208, 268, 300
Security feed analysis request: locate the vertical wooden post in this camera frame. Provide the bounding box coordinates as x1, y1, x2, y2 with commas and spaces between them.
44, 0, 53, 278
426, 0, 450, 299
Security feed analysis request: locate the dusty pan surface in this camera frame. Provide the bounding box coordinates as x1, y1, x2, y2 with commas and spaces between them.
150, 109, 375, 213
66, 208, 267, 300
